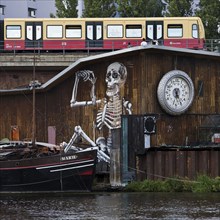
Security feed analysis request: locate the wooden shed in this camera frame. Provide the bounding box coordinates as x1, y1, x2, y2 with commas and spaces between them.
1, 46, 220, 182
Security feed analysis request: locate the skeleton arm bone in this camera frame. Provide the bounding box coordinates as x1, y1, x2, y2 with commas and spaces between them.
71, 100, 101, 107
70, 70, 101, 107
123, 99, 132, 114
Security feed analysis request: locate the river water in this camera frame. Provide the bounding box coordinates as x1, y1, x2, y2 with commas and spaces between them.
0, 192, 219, 220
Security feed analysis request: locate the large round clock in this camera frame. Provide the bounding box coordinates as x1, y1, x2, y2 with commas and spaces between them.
157, 70, 194, 115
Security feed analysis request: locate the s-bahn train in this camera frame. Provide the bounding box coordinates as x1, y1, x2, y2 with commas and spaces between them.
0, 17, 205, 51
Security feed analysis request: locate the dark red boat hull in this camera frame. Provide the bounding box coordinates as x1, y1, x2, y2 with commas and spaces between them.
0, 149, 97, 192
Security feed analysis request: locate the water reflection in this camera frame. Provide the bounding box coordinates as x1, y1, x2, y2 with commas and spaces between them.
0, 192, 219, 220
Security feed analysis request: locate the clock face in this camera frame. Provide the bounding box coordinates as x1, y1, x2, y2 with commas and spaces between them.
157, 70, 194, 115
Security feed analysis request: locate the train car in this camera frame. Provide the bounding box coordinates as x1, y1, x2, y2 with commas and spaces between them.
3, 17, 205, 51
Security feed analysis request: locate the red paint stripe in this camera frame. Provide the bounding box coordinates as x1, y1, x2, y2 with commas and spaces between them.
43, 40, 85, 49
4, 40, 25, 50
80, 170, 93, 176
164, 38, 204, 49
4, 38, 204, 51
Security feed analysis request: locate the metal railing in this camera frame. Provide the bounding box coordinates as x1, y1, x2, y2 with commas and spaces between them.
204, 39, 220, 53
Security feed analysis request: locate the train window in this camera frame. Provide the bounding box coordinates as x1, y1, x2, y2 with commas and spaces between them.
0, 5, 5, 15
147, 25, 154, 40
167, 24, 183, 38
96, 25, 102, 40
47, 25, 63, 38
192, 24, 198, 38
66, 25, 82, 38
6, 26, 21, 39
126, 25, 142, 38
28, 8, 36, 18
107, 25, 123, 38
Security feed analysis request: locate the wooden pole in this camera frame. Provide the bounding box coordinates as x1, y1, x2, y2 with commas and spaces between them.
32, 50, 36, 147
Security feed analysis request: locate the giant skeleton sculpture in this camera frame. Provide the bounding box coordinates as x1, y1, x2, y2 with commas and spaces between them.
63, 62, 132, 163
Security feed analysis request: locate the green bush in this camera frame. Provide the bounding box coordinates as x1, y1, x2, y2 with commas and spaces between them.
140, 179, 166, 192
124, 175, 220, 193
164, 178, 185, 192
213, 176, 220, 192
192, 175, 220, 193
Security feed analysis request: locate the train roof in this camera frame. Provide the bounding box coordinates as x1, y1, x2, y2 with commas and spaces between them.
4, 17, 202, 22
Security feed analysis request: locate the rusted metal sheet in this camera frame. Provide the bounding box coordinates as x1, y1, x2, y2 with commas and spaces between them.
146, 151, 154, 180
210, 150, 219, 177
187, 150, 196, 179
166, 151, 175, 178
136, 149, 220, 181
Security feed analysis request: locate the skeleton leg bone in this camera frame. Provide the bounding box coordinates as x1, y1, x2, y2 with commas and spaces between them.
64, 125, 110, 163
63, 132, 81, 153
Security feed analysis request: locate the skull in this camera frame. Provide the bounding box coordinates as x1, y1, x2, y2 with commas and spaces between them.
105, 62, 127, 97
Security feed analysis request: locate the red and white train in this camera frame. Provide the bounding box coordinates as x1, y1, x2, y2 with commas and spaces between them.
0, 17, 205, 51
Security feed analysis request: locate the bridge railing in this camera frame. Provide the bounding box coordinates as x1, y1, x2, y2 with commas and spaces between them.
204, 39, 220, 52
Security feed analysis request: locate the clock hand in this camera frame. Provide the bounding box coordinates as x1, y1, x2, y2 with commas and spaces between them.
174, 88, 180, 98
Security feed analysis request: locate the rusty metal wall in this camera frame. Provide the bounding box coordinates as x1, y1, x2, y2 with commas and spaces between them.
137, 148, 220, 180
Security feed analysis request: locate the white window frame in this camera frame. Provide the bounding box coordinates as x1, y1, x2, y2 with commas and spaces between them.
192, 24, 198, 39
65, 25, 82, 38
167, 24, 183, 38
107, 25, 123, 38
47, 25, 63, 38
6, 25, 22, 39
126, 25, 142, 38
0, 5, 5, 15
28, 8, 36, 18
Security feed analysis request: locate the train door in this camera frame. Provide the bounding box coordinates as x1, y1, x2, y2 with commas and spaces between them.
86, 22, 103, 48
146, 21, 163, 44
25, 22, 43, 48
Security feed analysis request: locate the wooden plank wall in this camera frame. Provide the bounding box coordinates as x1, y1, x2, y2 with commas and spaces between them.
0, 49, 220, 149
0, 68, 57, 89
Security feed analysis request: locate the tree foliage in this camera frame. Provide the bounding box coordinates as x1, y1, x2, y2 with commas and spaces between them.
83, 0, 117, 17
116, 0, 164, 17
165, 0, 194, 17
53, 0, 220, 40
55, 0, 78, 18
195, 0, 220, 39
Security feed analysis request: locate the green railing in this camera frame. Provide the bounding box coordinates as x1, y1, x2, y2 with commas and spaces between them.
204, 39, 220, 52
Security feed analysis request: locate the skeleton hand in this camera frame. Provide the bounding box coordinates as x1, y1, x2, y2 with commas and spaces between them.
123, 98, 132, 115
76, 70, 96, 84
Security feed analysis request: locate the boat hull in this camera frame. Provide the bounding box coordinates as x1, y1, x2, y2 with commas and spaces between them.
0, 149, 97, 192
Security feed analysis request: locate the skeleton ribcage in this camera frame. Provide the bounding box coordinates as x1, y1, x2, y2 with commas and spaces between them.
96, 96, 122, 129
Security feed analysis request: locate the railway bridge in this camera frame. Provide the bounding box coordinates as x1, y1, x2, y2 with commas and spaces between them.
0, 52, 96, 67
0, 52, 103, 89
